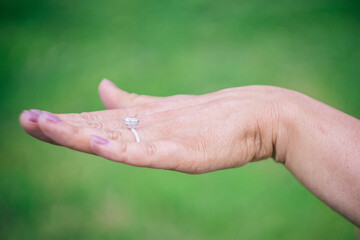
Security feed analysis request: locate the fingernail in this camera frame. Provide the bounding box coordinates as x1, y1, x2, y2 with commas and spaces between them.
27, 109, 42, 123
30, 109, 42, 115
103, 78, 117, 87
91, 135, 109, 145
22, 110, 36, 123
44, 112, 62, 124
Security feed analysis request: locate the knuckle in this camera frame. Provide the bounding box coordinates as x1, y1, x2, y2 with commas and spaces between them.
118, 143, 128, 163
80, 112, 100, 121
103, 128, 123, 140
80, 112, 91, 120
66, 128, 81, 149
120, 142, 127, 153
140, 142, 157, 168
144, 142, 157, 157
86, 120, 105, 129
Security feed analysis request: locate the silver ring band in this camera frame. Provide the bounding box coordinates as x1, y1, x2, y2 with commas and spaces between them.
123, 117, 140, 143
131, 128, 140, 142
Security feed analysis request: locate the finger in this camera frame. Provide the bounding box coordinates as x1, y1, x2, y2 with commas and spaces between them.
63, 118, 140, 131
57, 109, 135, 122
19, 110, 58, 144
37, 111, 134, 153
98, 78, 161, 109
65, 98, 219, 131
91, 136, 202, 172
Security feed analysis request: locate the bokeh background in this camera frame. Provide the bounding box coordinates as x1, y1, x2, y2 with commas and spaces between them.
1, 0, 359, 239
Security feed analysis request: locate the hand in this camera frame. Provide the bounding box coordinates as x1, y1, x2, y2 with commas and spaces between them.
20, 79, 283, 173
19, 79, 360, 225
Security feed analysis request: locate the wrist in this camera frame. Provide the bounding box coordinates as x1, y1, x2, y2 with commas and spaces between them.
243, 86, 301, 163
270, 89, 310, 164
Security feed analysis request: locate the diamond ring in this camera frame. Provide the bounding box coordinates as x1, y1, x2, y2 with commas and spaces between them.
123, 117, 140, 142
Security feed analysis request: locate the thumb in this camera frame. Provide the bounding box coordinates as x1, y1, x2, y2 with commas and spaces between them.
98, 79, 160, 109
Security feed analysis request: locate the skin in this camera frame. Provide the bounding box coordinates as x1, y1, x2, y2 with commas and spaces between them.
19, 79, 360, 226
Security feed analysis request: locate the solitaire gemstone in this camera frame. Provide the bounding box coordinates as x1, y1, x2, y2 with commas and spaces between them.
123, 117, 139, 129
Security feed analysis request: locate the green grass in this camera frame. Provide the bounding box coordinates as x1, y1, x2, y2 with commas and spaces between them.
1, 0, 359, 239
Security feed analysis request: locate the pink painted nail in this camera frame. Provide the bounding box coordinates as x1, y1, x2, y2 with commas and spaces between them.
103, 78, 117, 87
91, 135, 109, 145
27, 109, 42, 123
44, 112, 62, 124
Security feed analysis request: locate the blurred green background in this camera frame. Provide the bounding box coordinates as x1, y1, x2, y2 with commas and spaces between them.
1, 0, 359, 239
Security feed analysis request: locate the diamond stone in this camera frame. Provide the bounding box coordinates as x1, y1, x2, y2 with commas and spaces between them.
123, 117, 139, 129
